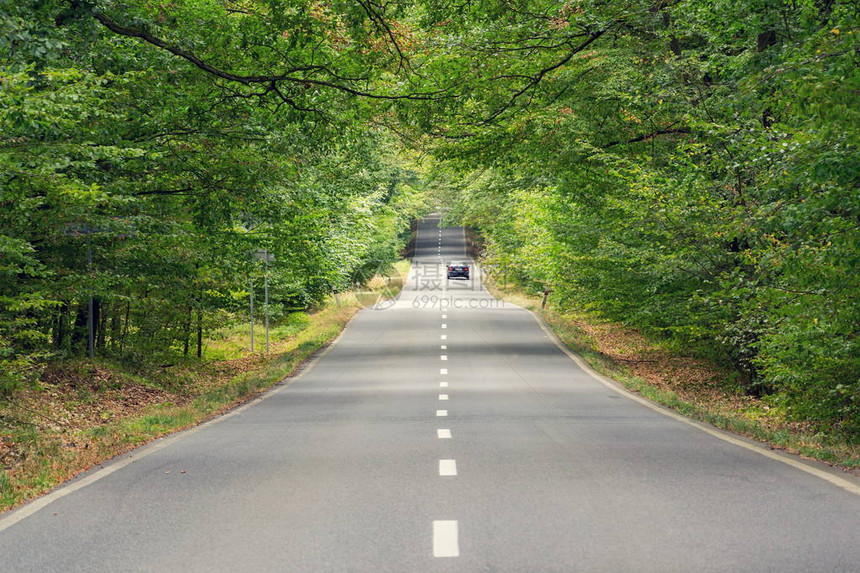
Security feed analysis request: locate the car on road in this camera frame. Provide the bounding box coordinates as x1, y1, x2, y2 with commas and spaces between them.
447, 261, 470, 280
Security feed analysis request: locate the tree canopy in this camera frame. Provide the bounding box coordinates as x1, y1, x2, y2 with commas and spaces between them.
421, 0, 859, 436
2, 0, 858, 438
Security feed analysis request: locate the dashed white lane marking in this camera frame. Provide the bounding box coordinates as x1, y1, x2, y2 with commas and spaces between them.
441, 355, 448, 361
440, 368, 448, 375
441, 345, 447, 350
442, 314, 447, 319
440, 382, 448, 388
437, 429, 452, 439
433, 520, 459, 558
436, 410, 448, 417
439, 459, 457, 476
439, 394, 449, 401
441, 334, 447, 340
441, 324, 447, 329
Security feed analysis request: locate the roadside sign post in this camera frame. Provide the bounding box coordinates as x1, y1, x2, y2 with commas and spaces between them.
249, 278, 255, 353
253, 249, 275, 354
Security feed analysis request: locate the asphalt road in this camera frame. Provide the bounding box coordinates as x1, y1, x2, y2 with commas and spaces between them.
1, 216, 858, 572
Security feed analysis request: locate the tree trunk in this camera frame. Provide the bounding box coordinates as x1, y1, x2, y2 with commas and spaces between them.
196, 307, 203, 359
119, 300, 131, 356
54, 302, 68, 349
71, 302, 88, 355
183, 304, 192, 357
96, 299, 107, 350
110, 305, 121, 352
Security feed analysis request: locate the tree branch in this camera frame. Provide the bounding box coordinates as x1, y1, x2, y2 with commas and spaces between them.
134, 188, 195, 196
477, 30, 606, 125
355, 0, 411, 72
90, 10, 447, 101
604, 127, 691, 148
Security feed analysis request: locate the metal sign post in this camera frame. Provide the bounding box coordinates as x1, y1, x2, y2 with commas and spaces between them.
253, 249, 275, 354
249, 278, 254, 353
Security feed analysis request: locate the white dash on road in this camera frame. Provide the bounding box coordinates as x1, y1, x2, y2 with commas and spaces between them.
441, 345, 447, 350
436, 410, 448, 417
437, 429, 452, 439
439, 394, 449, 400
440, 368, 448, 375
441, 323, 447, 329
439, 459, 457, 476
442, 314, 447, 319
440, 381, 448, 388
441, 355, 448, 361
433, 520, 459, 558
441, 334, 447, 340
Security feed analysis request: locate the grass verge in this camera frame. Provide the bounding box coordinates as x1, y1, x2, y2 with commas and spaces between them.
0, 262, 412, 513
485, 278, 860, 472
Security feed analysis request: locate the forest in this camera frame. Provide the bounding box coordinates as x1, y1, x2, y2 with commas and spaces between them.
1, 0, 858, 441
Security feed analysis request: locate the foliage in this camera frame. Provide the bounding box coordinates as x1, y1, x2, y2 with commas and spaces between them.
1, 0, 857, 440
0, 0, 427, 393
421, 0, 859, 438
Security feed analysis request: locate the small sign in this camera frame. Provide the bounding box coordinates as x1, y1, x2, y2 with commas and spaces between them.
253, 249, 275, 262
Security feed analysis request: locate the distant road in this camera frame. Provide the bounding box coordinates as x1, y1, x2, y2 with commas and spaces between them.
1, 216, 858, 572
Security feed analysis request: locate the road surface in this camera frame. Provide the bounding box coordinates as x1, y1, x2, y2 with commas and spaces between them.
1, 216, 858, 572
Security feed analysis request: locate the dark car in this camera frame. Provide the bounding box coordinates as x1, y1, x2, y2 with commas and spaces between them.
447, 261, 470, 279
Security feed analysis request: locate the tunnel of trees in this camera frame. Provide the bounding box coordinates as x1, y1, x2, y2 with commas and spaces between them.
2, 0, 857, 438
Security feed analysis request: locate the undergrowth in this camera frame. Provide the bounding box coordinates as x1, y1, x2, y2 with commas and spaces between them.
0, 261, 411, 513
